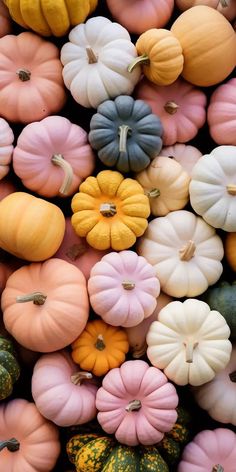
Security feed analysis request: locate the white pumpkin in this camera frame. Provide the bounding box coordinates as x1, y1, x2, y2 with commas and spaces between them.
189, 145, 236, 232
137, 210, 224, 298
146, 298, 232, 386
192, 344, 236, 425
161, 143, 202, 176
60, 16, 141, 109
0, 117, 14, 180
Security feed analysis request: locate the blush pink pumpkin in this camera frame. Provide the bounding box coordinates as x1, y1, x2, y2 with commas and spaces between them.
207, 78, 236, 145
135, 78, 207, 145
0, 118, 14, 181
32, 350, 98, 427
88, 250, 160, 328
13, 115, 95, 198
96, 359, 178, 446
161, 143, 202, 176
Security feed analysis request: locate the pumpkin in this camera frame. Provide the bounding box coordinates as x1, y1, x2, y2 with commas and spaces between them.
88, 95, 163, 173
128, 29, 184, 86
71, 170, 150, 251
161, 143, 202, 176
0, 178, 17, 200
135, 155, 190, 216
225, 232, 236, 271
1, 258, 89, 352
135, 78, 207, 146
146, 298, 232, 386
192, 345, 236, 425
106, 0, 174, 34
60, 16, 141, 109
207, 78, 236, 145
0, 118, 14, 181
0, 31, 66, 123
0, 398, 60, 471
32, 350, 98, 427
13, 116, 95, 198
0, 192, 65, 261
176, 0, 236, 21
189, 145, 236, 232
71, 319, 129, 377
178, 428, 236, 472
4, 0, 98, 37
88, 250, 160, 327
137, 210, 224, 298
0, 1, 11, 37
0, 335, 20, 400
201, 281, 236, 339
171, 6, 236, 87
96, 359, 178, 446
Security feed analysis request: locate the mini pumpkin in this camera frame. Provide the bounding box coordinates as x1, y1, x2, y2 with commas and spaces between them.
0, 335, 20, 400
225, 232, 236, 271
71, 170, 150, 251
89, 95, 163, 173
0, 0, 12, 37
0, 118, 14, 181
176, 0, 236, 22
207, 78, 236, 145
161, 143, 202, 176
201, 281, 236, 339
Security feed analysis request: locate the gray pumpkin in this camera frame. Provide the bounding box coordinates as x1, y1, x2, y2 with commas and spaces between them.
89, 95, 163, 173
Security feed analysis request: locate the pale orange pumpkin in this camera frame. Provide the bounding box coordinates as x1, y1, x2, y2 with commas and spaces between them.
176, 0, 236, 22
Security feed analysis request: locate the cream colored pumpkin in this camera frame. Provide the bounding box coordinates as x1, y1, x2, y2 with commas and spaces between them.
190, 145, 236, 232
135, 155, 190, 216
161, 143, 202, 176
137, 210, 224, 298
147, 298, 232, 386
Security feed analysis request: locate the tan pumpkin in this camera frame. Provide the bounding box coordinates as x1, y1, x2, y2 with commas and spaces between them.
225, 232, 236, 271
161, 144, 202, 176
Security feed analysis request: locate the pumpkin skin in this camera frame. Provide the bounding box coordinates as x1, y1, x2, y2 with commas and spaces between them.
1, 258, 89, 352
0, 118, 14, 181
0, 32, 66, 123
201, 281, 236, 339
135, 78, 207, 146
4, 0, 98, 37
225, 232, 236, 270
171, 6, 236, 87
88, 251, 160, 328
32, 350, 98, 427
0, 335, 20, 400
106, 0, 174, 34
207, 78, 236, 145
137, 210, 224, 298
176, 0, 236, 22
178, 428, 236, 472
89, 95, 163, 173
0, 192, 65, 261
0, 398, 60, 472
161, 143, 202, 176
71, 170, 150, 251
147, 298, 232, 386
61, 17, 141, 109
0, 1, 12, 37
189, 145, 236, 232
13, 116, 95, 198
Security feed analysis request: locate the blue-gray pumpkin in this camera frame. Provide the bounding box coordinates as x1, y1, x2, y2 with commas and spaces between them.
89, 95, 163, 173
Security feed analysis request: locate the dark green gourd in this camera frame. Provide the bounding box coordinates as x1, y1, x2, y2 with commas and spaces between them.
0, 335, 20, 400
201, 281, 236, 339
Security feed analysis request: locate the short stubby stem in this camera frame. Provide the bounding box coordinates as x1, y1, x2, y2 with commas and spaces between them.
146, 188, 161, 198
183, 340, 198, 363
128, 54, 149, 73
125, 399, 142, 412
100, 203, 117, 217
118, 125, 132, 153
212, 465, 224, 472
95, 334, 106, 351
164, 101, 179, 114
51, 153, 74, 196
220, 0, 229, 6
229, 371, 236, 382
179, 240, 196, 261
122, 280, 135, 290
66, 243, 87, 261
86, 46, 98, 64
132, 343, 147, 359
0, 438, 20, 452
16, 292, 47, 306
71, 372, 93, 385
226, 184, 236, 195
16, 69, 31, 81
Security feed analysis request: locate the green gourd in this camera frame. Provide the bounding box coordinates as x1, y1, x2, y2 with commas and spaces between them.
0, 335, 20, 400
201, 281, 236, 339
89, 95, 163, 173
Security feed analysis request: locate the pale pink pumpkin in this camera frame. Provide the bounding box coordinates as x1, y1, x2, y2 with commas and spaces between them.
32, 350, 98, 427
135, 77, 207, 145
106, 0, 174, 34
13, 115, 95, 198
0, 1, 12, 38
207, 78, 236, 145
0, 178, 17, 200
88, 250, 160, 328
161, 143, 202, 176
178, 428, 236, 472
0, 118, 14, 181
96, 359, 178, 446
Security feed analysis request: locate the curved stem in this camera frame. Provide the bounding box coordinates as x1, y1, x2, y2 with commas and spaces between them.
164, 101, 179, 115
66, 243, 87, 261
212, 466, 224, 472
146, 188, 161, 198
226, 184, 236, 195
0, 438, 20, 452
51, 154, 74, 196
122, 280, 135, 290
132, 343, 147, 359
95, 334, 105, 351
128, 54, 149, 73
125, 399, 142, 412
16, 292, 47, 306
100, 203, 117, 217
118, 125, 132, 153
229, 371, 236, 382
16, 69, 31, 81
183, 340, 198, 363
86, 46, 98, 64
179, 240, 196, 261
71, 372, 93, 385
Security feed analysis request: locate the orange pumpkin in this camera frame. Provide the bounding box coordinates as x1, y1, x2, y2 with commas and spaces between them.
225, 232, 236, 271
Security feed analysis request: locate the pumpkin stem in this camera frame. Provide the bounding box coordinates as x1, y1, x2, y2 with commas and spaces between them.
118, 125, 132, 153
51, 154, 74, 196
179, 240, 196, 261
71, 372, 93, 385
146, 188, 161, 198
16, 69, 31, 81
212, 466, 224, 472
132, 343, 147, 358
86, 46, 98, 64
66, 243, 87, 261
95, 334, 106, 351
16, 292, 47, 305
183, 340, 198, 363
127, 54, 149, 73
100, 203, 117, 217
0, 438, 20, 453
122, 280, 135, 290
219, 0, 229, 6
125, 399, 142, 412
229, 371, 236, 382
226, 184, 236, 195
164, 101, 179, 115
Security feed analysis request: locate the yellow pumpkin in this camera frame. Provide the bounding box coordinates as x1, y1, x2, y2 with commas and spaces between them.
3, 0, 98, 37
71, 319, 129, 376
71, 170, 150, 251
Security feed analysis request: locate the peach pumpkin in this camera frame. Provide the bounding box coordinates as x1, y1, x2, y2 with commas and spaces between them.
0, 1, 11, 37
161, 143, 202, 176
0, 118, 14, 180
225, 232, 236, 271
207, 78, 236, 145
176, 0, 236, 22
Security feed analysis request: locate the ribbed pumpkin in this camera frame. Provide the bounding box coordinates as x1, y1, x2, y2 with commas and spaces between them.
71, 170, 150, 251
225, 232, 236, 271
161, 144, 202, 176
0, 118, 14, 181
176, 0, 236, 21
201, 281, 236, 339
0, 335, 20, 400
207, 78, 236, 145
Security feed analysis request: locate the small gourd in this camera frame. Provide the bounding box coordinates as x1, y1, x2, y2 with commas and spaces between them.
0, 335, 20, 400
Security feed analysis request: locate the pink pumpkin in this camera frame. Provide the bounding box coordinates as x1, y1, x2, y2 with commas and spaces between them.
13, 115, 95, 197
0, 178, 17, 200
135, 77, 207, 145
32, 350, 98, 427
161, 143, 203, 176
178, 428, 236, 472
96, 359, 178, 446
207, 78, 236, 145
54, 217, 109, 280
0, 1, 12, 37
106, 0, 174, 34
0, 118, 14, 181
88, 250, 160, 328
